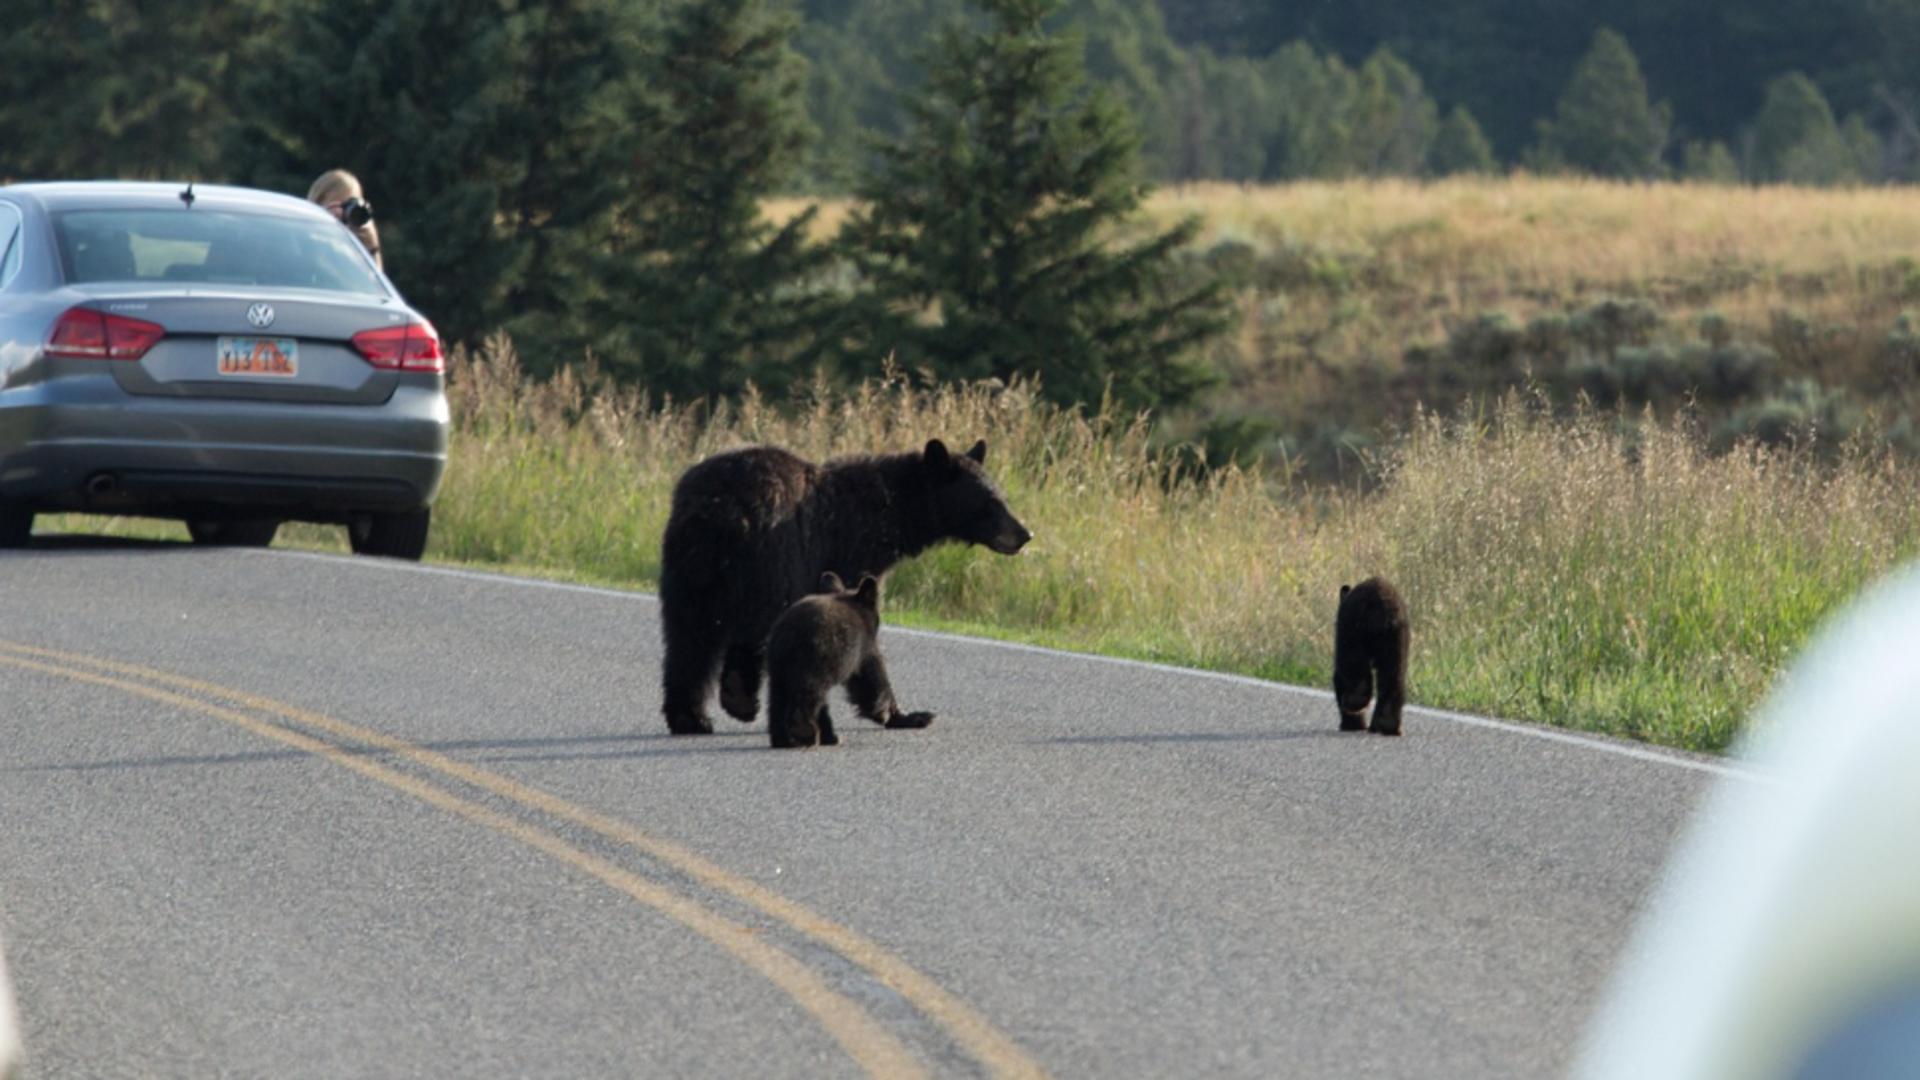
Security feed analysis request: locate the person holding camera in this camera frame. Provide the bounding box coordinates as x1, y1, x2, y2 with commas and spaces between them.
307, 168, 382, 270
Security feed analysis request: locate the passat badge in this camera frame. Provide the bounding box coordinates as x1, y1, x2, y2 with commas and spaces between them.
246, 303, 276, 329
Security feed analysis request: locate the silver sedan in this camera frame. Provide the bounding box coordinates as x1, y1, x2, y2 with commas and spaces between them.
0, 181, 449, 559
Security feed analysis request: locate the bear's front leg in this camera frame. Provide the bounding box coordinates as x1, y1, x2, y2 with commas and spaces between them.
817, 706, 839, 746
719, 644, 765, 723
1368, 672, 1404, 736
847, 655, 936, 730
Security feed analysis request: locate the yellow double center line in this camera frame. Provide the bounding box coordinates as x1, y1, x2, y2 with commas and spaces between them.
0, 640, 1047, 1080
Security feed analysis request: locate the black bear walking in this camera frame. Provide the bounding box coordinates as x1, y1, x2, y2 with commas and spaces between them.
764, 573, 931, 748
1333, 577, 1411, 736
657, 438, 1031, 735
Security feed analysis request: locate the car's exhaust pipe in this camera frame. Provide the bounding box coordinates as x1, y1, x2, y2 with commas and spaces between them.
85, 472, 118, 497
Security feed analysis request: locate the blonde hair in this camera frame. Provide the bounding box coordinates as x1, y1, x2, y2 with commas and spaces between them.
307, 169, 364, 206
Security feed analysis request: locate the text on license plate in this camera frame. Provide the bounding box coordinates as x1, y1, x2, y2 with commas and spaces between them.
216, 336, 299, 378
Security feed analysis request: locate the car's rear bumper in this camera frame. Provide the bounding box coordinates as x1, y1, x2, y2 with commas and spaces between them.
0, 374, 449, 519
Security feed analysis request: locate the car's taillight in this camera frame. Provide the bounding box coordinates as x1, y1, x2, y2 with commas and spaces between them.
351, 320, 444, 374
46, 307, 166, 361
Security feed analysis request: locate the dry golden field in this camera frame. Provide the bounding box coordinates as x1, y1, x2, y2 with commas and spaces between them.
775, 178, 1920, 473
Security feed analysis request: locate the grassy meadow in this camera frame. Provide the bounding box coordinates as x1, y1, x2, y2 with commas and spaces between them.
778, 177, 1920, 478
53, 178, 1920, 754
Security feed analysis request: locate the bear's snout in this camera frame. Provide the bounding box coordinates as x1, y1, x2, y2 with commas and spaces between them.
990, 522, 1033, 554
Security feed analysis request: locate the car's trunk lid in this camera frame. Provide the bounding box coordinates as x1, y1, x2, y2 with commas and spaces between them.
72, 286, 415, 405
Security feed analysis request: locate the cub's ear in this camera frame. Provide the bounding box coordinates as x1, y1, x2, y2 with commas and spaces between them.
854, 575, 881, 605
1339, 583, 1351, 600
819, 572, 845, 593
923, 438, 951, 469
966, 439, 987, 464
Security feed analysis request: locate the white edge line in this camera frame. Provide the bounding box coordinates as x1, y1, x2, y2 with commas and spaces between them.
254, 548, 1769, 783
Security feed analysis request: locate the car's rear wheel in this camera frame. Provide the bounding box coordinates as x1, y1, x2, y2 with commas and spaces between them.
0, 500, 33, 548
349, 508, 430, 561
186, 518, 280, 548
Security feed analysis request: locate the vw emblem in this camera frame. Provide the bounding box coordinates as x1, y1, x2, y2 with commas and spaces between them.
246, 303, 276, 329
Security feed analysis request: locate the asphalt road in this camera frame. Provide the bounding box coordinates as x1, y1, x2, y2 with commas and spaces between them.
0, 540, 1754, 1078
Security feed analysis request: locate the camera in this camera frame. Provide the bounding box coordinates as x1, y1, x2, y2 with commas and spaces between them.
339, 197, 374, 228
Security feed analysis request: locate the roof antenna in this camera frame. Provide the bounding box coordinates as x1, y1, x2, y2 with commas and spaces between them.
179, 181, 196, 208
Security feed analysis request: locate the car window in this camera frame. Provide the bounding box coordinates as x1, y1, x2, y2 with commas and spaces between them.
52, 207, 387, 296
0, 203, 21, 290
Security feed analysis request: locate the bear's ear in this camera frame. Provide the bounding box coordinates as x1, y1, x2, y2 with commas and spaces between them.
923, 438, 951, 469
1339, 583, 1351, 599
854, 575, 880, 605
819, 572, 845, 593
966, 439, 987, 464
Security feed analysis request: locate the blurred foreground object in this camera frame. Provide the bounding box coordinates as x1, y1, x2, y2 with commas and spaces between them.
1, 931, 19, 1079
1575, 564, 1920, 1079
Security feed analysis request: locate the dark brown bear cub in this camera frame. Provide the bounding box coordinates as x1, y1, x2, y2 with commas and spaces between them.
764, 573, 933, 749
658, 438, 1029, 736
1333, 577, 1411, 736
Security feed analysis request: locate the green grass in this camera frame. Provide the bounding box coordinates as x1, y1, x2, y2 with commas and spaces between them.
45, 339, 1904, 756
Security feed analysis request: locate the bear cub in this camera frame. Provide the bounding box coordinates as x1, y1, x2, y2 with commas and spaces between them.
1333, 576, 1411, 736
764, 573, 934, 749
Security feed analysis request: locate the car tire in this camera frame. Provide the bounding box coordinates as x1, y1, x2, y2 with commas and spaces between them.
186, 518, 280, 547
349, 508, 430, 561
0, 501, 31, 549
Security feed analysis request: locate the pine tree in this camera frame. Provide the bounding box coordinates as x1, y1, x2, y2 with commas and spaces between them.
1534, 28, 1668, 179
1429, 105, 1497, 175
586, 0, 832, 398
0, 1, 272, 181
229, 0, 649, 354
1842, 114, 1885, 182
840, 0, 1230, 410
1346, 49, 1438, 176
1749, 73, 1854, 185
1680, 140, 1742, 183
1261, 42, 1358, 179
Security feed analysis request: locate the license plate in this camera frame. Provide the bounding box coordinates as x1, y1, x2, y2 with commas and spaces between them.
216, 336, 298, 378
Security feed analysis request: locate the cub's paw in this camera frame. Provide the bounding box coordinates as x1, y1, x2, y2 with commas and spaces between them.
1338, 712, 1367, 732
885, 711, 936, 730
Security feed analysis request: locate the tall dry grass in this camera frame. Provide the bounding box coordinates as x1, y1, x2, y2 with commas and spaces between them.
430, 339, 1920, 752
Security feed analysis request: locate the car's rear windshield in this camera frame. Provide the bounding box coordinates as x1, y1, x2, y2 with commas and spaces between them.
53, 208, 386, 295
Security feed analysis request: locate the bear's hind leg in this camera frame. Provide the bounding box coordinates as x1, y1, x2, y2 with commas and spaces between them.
1368, 659, 1405, 736
660, 604, 724, 736
768, 688, 823, 749
719, 644, 764, 723
817, 706, 839, 746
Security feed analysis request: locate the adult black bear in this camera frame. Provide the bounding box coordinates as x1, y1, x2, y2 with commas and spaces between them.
658, 438, 1030, 735
1334, 577, 1411, 736
763, 573, 932, 749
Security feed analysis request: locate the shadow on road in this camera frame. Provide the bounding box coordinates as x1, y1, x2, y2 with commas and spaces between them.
14, 749, 304, 772
9, 732, 767, 775
442, 731, 769, 763
1042, 729, 1358, 746
3, 533, 188, 554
